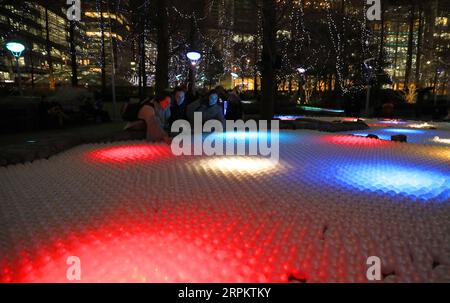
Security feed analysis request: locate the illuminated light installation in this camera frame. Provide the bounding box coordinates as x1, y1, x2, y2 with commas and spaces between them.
203, 131, 278, 144
377, 119, 409, 125
340, 117, 362, 122
199, 157, 279, 174
352, 133, 391, 141
382, 128, 425, 135
274, 115, 305, 121
409, 122, 436, 129
1, 135, 449, 283
0, 208, 292, 283
224, 131, 260, 140
347, 128, 450, 146
86, 144, 172, 164
216, 131, 297, 145
332, 163, 449, 201
322, 135, 390, 147
432, 136, 450, 145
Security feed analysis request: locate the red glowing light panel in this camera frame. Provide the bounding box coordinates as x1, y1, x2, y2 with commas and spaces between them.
321, 135, 390, 147
0, 207, 309, 283
85, 144, 173, 164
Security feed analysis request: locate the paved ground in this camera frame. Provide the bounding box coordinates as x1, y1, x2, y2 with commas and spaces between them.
0, 130, 448, 282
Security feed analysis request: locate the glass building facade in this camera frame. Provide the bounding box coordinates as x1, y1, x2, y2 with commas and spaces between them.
0, 1, 133, 89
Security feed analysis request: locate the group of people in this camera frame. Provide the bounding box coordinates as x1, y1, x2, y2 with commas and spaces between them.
122, 85, 244, 143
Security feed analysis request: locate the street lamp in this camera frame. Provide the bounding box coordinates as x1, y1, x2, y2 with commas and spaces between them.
187, 51, 202, 66
186, 51, 201, 91
363, 58, 376, 117
6, 41, 26, 96
296, 67, 307, 104
297, 67, 306, 74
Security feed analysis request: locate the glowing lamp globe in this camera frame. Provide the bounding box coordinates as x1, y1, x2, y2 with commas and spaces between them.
186, 51, 201, 65
6, 42, 25, 58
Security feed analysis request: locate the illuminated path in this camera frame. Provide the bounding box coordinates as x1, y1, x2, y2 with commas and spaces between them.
0, 131, 449, 282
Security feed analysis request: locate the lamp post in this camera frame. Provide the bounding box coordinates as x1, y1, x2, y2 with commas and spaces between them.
363, 58, 376, 117
434, 67, 444, 106
297, 67, 306, 74
187, 51, 201, 91
297, 67, 306, 104
6, 41, 25, 96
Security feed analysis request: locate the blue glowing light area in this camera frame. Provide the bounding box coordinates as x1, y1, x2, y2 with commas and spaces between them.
273, 115, 305, 121
205, 131, 296, 143
345, 127, 448, 145
224, 131, 261, 140
222, 130, 303, 144
382, 128, 425, 135
333, 163, 449, 201
352, 133, 391, 141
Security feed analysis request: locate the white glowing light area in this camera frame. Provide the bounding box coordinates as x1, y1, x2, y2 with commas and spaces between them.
431, 136, 450, 145
199, 157, 279, 173
409, 122, 436, 129
224, 131, 260, 140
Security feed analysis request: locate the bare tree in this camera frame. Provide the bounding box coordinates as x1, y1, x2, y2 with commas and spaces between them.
68, 21, 78, 87
155, 0, 169, 95
260, 0, 277, 120
404, 1, 416, 88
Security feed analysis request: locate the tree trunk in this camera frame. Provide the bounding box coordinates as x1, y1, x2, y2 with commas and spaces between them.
415, 4, 424, 87
378, 1, 385, 71
138, 38, 143, 98
29, 50, 35, 89
261, 0, 276, 120
253, 34, 259, 95
141, 35, 147, 94
393, 20, 400, 89
69, 21, 78, 87
100, 2, 107, 98
404, 2, 416, 88
155, 0, 169, 96
140, 17, 147, 100
45, 6, 55, 89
